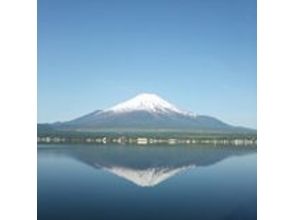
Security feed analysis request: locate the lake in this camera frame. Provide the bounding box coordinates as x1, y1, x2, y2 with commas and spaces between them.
38, 144, 257, 220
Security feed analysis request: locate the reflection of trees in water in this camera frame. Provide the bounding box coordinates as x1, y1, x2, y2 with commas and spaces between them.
39, 144, 256, 169
38, 144, 256, 187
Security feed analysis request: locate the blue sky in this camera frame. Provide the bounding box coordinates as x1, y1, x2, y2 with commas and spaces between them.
38, 0, 256, 128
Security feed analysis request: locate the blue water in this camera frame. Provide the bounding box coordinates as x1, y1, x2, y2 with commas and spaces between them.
38, 144, 256, 220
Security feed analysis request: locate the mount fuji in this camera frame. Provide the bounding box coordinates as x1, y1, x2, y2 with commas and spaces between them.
40, 145, 256, 187
42, 93, 255, 133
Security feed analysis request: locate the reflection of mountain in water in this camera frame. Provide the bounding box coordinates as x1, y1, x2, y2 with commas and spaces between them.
103, 166, 194, 187
38, 144, 256, 187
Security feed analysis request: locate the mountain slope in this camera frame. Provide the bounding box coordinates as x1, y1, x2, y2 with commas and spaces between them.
39, 145, 256, 187
43, 93, 255, 133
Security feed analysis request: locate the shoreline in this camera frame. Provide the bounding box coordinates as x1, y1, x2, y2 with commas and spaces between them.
37, 135, 257, 145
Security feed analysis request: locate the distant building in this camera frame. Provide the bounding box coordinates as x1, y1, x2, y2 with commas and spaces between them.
137, 138, 148, 145
168, 139, 176, 144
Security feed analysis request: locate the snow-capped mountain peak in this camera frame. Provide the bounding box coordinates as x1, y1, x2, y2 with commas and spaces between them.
105, 93, 189, 114
41, 93, 255, 133
102, 165, 195, 187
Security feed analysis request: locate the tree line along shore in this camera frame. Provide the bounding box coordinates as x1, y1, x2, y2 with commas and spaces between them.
37, 132, 257, 146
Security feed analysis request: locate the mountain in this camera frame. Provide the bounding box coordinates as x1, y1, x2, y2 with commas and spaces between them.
40, 93, 255, 133
103, 166, 193, 187
38, 144, 256, 187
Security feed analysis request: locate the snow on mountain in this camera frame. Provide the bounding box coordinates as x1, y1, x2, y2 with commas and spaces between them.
45, 92, 255, 133
104, 93, 194, 116
101, 165, 195, 187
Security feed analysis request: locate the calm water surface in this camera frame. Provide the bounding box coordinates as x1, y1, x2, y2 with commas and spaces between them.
38, 144, 257, 220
